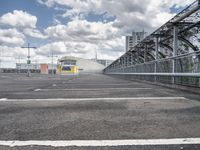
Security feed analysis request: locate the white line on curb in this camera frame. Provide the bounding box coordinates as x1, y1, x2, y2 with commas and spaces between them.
0, 138, 200, 147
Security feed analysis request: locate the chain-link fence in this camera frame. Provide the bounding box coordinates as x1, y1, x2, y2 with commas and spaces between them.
104, 52, 200, 87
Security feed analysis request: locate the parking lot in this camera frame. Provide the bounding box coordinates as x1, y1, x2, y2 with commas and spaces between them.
0, 73, 200, 149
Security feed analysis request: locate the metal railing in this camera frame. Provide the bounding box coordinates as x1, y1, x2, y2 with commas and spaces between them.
104, 0, 200, 88
104, 51, 200, 87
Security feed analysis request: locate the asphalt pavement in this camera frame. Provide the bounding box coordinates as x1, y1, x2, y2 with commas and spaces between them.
0, 73, 200, 149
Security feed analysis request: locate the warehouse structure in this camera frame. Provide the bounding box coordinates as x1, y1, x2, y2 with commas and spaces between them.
2, 56, 106, 75
57, 56, 105, 75
91, 59, 113, 67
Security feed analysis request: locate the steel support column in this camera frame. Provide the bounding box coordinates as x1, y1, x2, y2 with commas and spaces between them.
136, 49, 139, 63
155, 37, 159, 81
123, 57, 126, 72
144, 45, 148, 62
126, 56, 128, 67
131, 52, 134, 65
155, 37, 159, 70
172, 26, 179, 84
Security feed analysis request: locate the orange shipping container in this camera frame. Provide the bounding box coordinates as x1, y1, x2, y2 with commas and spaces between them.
40, 64, 48, 74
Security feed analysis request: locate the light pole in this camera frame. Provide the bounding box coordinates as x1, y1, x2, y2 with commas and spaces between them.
48, 51, 58, 76
15, 56, 25, 73
21, 43, 37, 77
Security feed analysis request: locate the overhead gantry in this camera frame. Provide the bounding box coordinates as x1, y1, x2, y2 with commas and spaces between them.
104, 0, 200, 87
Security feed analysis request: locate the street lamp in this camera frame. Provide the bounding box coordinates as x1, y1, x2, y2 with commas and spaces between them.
48, 50, 58, 76
21, 43, 37, 77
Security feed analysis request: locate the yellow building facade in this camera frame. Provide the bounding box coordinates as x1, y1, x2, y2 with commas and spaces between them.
57, 58, 79, 75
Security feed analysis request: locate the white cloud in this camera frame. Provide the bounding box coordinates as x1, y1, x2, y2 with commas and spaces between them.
36, 0, 195, 61
37, 37, 124, 60
38, 0, 101, 12
45, 19, 119, 42
53, 18, 61, 25
0, 10, 37, 28
37, 41, 97, 56
44, 25, 68, 40
151, 12, 175, 28
162, 0, 194, 9
0, 45, 51, 68
0, 45, 38, 59
37, 41, 67, 56
0, 45, 27, 68
0, 28, 25, 46
42, 18, 123, 59
23, 28, 47, 39
37, 0, 55, 7
0, 0, 195, 68
38, 0, 194, 33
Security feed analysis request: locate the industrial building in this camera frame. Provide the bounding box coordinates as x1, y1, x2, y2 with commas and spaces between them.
5, 57, 106, 75
57, 56, 105, 75
125, 36, 134, 52
90, 59, 113, 67
16, 63, 40, 70
125, 31, 146, 52
15, 63, 57, 74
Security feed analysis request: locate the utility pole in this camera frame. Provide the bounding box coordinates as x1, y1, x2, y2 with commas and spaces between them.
95, 50, 98, 62
48, 51, 58, 76
21, 43, 36, 77
15, 56, 25, 73
15, 56, 22, 73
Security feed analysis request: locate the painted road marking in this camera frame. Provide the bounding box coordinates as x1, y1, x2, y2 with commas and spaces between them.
0, 97, 186, 102
0, 138, 200, 147
34, 89, 41, 92
59, 83, 140, 85
0, 76, 13, 78
37, 88, 152, 91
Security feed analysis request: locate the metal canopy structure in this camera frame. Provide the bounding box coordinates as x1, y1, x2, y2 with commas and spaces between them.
104, 0, 200, 87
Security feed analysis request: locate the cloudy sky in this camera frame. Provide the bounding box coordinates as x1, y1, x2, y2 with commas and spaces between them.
0, 0, 194, 68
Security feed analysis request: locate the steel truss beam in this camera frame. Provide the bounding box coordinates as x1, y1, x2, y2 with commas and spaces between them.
106, 72, 200, 77
104, 0, 200, 75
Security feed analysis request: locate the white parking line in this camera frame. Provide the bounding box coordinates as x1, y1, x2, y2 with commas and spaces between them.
0, 76, 13, 78
0, 138, 200, 147
34, 89, 41, 92
60, 83, 139, 85
38, 88, 152, 91
0, 97, 186, 102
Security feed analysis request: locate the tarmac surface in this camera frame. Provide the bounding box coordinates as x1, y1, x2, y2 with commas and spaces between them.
0, 73, 200, 149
